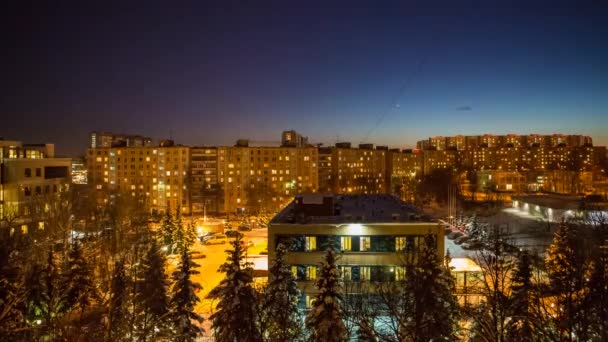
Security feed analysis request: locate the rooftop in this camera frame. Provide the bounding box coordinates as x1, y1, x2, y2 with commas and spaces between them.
272, 194, 428, 224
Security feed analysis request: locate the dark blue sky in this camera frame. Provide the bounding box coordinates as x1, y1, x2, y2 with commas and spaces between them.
3, 1, 608, 156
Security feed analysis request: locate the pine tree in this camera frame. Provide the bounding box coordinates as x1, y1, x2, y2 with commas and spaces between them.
107, 259, 130, 341
169, 247, 204, 342
264, 242, 302, 341
160, 205, 175, 254
401, 235, 459, 341
305, 238, 348, 342
210, 233, 260, 341
545, 221, 591, 341
507, 251, 536, 341
184, 221, 198, 251
134, 241, 171, 341
62, 241, 98, 318
467, 216, 483, 241
586, 241, 608, 340
173, 205, 186, 254
40, 249, 65, 337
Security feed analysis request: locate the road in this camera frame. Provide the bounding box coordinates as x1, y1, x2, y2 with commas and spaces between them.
166, 227, 269, 333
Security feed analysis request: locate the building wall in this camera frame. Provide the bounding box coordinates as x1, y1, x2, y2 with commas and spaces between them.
1, 158, 72, 217
86, 146, 191, 214
217, 146, 318, 214
268, 221, 444, 297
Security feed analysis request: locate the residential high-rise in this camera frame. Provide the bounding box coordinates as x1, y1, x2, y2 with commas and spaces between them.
86, 144, 191, 214
89, 131, 153, 149
190, 146, 219, 214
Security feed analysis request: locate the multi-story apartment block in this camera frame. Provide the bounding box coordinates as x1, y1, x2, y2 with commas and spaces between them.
90, 131, 153, 149
217, 145, 318, 214
318, 143, 387, 195
190, 147, 219, 214
281, 130, 309, 147
422, 149, 458, 174
446, 135, 466, 150
1, 139, 71, 220
86, 144, 191, 214
268, 194, 443, 307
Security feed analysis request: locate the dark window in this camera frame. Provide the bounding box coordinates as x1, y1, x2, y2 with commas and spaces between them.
44, 166, 68, 179
45, 185, 50, 194
35, 168, 41, 177
24, 187, 31, 196
53, 185, 57, 193
24, 168, 31, 177
35, 186, 42, 195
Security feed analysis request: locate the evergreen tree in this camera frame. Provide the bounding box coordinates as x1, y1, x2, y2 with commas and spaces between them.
169, 247, 204, 342
507, 251, 536, 342
467, 216, 483, 241
305, 238, 348, 342
134, 241, 171, 341
184, 221, 198, 251
173, 205, 187, 254
401, 235, 459, 341
107, 259, 130, 341
39, 249, 66, 337
160, 205, 175, 254
586, 240, 608, 340
210, 233, 260, 342
545, 221, 591, 341
62, 241, 98, 317
264, 242, 302, 341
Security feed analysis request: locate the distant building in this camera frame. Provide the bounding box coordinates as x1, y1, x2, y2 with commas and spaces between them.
89, 131, 153, 149
86, 145, 191, 214
281, 130, 309, 147
0, 139, 71, 221
71, 157, 87, 185
269, 194, 443, 309
190, 147, 219, 214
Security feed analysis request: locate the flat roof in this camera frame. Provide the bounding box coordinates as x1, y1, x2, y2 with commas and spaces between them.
273, 194, 425, 224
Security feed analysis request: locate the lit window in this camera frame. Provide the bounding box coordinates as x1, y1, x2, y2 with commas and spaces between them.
305, 295, 313, 308
396, 237, 406, 251
341, 266, 352, 281
360, 237, 371, 251
306, 266, 317, 280
38, 222, 44, 230
21, 225, 28, 234
291, 266, 298, 278
396, 267, 406, 281
340, 236, 352, 251
305, 236, 317, 251
360, 266, 371, 281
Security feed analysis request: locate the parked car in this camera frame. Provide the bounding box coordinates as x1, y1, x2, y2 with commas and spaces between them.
204, 234, 228, 245
462, 240, 484, 250
240, 240, 254, 249
447, 231, 464, 240
191, 251, 207, 259
260, 248, 268, 255
238, 224, 252, 231
454, 235, 471, 245
225, 229, 241, 238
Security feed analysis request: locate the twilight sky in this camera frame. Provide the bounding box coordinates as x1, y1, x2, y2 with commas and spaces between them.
2, 1, 608, 156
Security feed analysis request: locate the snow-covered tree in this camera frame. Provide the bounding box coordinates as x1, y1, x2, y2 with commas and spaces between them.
506, 251, 536, 341
305, 238, 348, 342
585, 239, 608, 340
0, 234, 26, 337
169, 247, 204, 342
263, 242, 302, 341
210, 233, 260, 341
62, 241, 98, 318
545, 221, 591, 341
134, 240, 171, 341
107, 259, 131, 341
40, 249, 66, 337
184, 222, 198, 251
400, 235, 460, 341
160, 205, 175, 254
172, 205, 187, 254
467, 216, 484, 241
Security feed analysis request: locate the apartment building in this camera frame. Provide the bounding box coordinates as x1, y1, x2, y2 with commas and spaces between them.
217, 145, 318, 214
0, 139, 71, 220
190, 147, 219, 214
268, 194, 443, 306
90, 131, 153, 149
86, 144, 191, 214
317, 143, 387, 195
